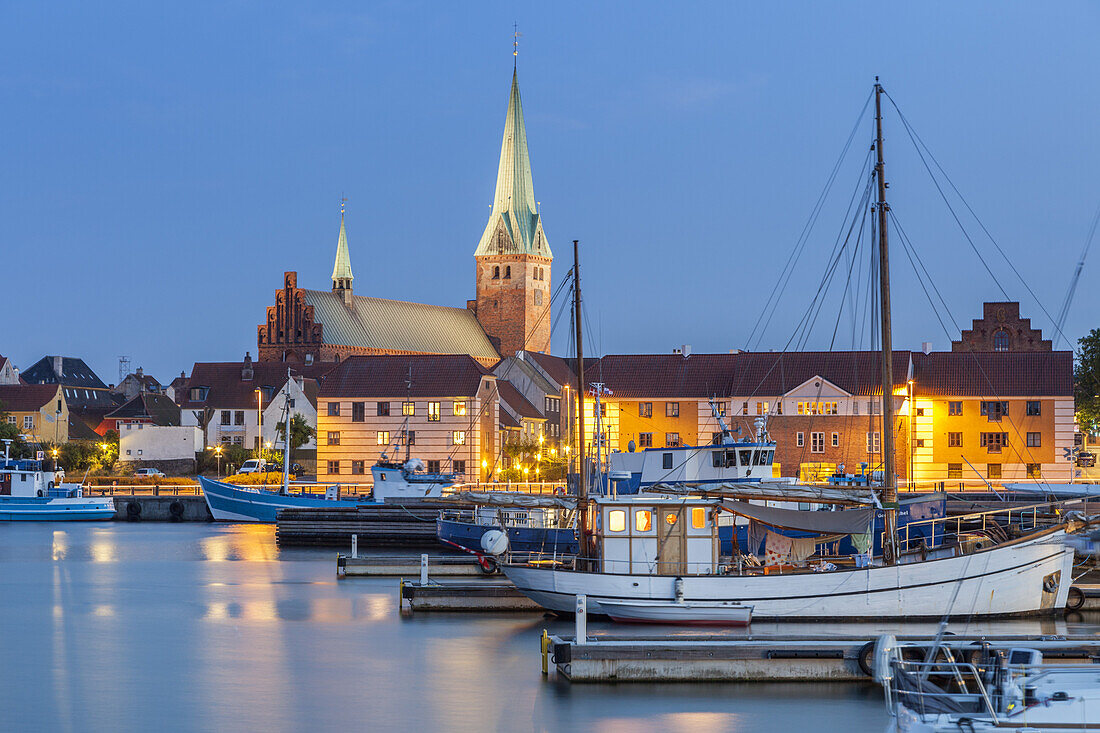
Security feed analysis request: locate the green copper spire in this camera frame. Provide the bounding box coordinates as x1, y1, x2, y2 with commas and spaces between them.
332, 200, 354, 291
475, 70, 551, 258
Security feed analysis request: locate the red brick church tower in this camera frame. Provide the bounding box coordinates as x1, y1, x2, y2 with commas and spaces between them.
470, 68, 552, 356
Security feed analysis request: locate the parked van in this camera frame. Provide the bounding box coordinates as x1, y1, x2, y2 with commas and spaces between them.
237, 459, 270, 474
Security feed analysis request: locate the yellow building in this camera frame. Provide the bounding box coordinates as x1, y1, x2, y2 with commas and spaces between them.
0, 384, 68, 445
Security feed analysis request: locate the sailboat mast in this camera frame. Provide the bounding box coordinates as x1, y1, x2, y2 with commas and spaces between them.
573, 239, 591, 560
281, 369, 292, 495
874, 79, 899, 561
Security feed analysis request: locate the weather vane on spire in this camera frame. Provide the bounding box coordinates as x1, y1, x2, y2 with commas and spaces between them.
340, 194, 347, 217
513, 23, 521, 67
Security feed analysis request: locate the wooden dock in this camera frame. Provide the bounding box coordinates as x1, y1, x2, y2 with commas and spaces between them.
546, 633, 1100, 682
276, 504, 442, 548
400, 580, 542, 613
338, 554, 491, 577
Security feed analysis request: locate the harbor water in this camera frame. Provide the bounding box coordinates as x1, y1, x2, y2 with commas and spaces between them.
2, 523, 1091, 732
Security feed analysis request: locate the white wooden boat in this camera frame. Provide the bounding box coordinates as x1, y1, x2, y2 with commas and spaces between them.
599, 598, 753, 626
0, 442, 114, 521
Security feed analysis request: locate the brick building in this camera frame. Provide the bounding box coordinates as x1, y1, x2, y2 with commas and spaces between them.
257, 68, 551, 366
952, 301, 1052, 352
315, 354, 499, 481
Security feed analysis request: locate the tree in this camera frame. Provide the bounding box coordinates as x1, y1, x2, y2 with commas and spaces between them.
0, 401, 30, 458
274, 413, 314, 465
1076, 329, 1100, 435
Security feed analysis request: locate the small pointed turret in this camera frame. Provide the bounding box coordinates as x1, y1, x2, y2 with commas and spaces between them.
332, 199, 354, 298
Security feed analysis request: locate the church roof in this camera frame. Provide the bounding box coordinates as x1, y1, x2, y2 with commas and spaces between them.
331, 212, 353, 283
474, 70, 551, 259
300, 289, 500, 361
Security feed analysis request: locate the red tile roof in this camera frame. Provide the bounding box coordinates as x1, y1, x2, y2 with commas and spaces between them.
523, 351, 577, 388
178, 360, 336, 410
317, 354, 491, 398
589, 351, 913, 399
912, 351, 1073, 397
0, 384, 60, 412
106, 393, 181, 425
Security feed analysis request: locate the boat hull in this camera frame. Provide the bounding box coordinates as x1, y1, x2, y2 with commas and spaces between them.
600, 599, 753, 625
0, 497, 116, 521
199, 476, 373, 522
437, 517, 578, 554
503, 529, 1074, 620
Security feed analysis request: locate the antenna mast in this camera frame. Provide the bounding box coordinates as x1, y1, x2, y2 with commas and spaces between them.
874, 79, 898, 563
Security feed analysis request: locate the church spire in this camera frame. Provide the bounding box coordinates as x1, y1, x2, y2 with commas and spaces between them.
474, 69, 550, 258
332, 198, 354, 295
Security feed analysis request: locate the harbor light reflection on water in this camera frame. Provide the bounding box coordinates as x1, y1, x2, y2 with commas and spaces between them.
10, 523, 1086, 732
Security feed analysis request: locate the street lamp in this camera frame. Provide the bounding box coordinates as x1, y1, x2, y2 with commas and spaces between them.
255, 389, 263, 461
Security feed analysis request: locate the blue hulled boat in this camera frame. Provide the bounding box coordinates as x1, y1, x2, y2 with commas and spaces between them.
0, 444, 114, 521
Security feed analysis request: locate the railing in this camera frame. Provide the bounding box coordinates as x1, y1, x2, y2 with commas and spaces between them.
895, 498, 1088, 554
885, 658, 999, 722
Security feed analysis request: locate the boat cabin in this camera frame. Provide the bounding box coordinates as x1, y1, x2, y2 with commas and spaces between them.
598, 496, 720, 575
607, 441, 778, 493
0, 459, 73, 498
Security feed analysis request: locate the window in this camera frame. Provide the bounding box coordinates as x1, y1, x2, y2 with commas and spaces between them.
327, 460, 340, 474
402, 401, 415, 416
1027, 432, 1041, 447
220, 435, 231, 445
453, 460, 466, 475
6, 415, 14, 424
980, 432, 1009, 452
665, 402, 679, 417
534, 290, 543, 306
190, 387, 208, 402
608, 510, 626, 532
867, 431, 881, 453
327, 431, 340, 446
23, 415, 33, 430
798, 401, 839, 416
504, 266, 511, 279
235, 410, 245, 426
711, 432, 723, 445
796, 432, 804, 447
406, 430, 415, 445
635, 510, 652, 532
492, 266, 500, 279
831, 432, 839, 448
987, 463, 1001, 479
993, 329, 1009, 352
544, 396, 560, 412
715, 402, 727, 416
233, 436, 243, 446
375, 402, 389, 417
328, 402, 340, 417
980, 401, 1008, 421
452, 431, 466, 445
351, 460, 365, 475
947, 463, 962, 479
350, 402, 364, 421
691, 507, 706, 529
666, 433, 681, 447
811, 432, 825, 453
639, 402, 653, 418
853, 401, 860, 416
220, 410, 231, 425
638, 433, 653, 448
948, 432, 962, 447
915, 439, 925, 448
662, 453, 673, 470
1026, 401, 1041, 416
376, 430, 393, 445
915, 408, 924, 417
742, 401, 749, 415
427, 460, 441, 474
427, 402, 441, 421
453, 402, 467, 416
1027, 463, 1042, 479
948, 401, 962, 416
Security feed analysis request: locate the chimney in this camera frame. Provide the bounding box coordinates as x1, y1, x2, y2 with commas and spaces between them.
242, 352, 254, 381
921, 342, 932, 355
136, 367, 143, 378
53, 356, 63, 377
679, 344, 692, 358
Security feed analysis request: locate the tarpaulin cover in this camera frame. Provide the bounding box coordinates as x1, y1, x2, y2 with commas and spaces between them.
649, 481, 878, 506
720, 500, 873, 534
436, 491, 575, 509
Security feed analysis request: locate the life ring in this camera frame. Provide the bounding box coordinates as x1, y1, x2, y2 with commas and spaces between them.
168, 500, 185, 521
126, 501, 142, 520
1067, 586, 1086, 611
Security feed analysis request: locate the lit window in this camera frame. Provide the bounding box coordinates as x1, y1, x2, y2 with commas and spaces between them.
664, 512, 678, 526
327, 431, 340, 446
635, 510, 652, 532
1027, 463, 1042, 479
427, 402, 441, 421
452, 431, 466, 445
377, 431, 389, 445
402, 401, 415, 416
691, 507, 706, 529
948, 401, 962, 416
796, 432, 804, 447
453, 402, 467, 416
608, 510, 626, 532
831, 432, 839, 447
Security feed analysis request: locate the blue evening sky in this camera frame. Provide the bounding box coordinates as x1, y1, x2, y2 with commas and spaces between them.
3, 2, 1098, 383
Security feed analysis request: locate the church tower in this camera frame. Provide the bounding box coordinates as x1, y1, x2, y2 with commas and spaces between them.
332, 200, 354, 304
472, 69, 552, 356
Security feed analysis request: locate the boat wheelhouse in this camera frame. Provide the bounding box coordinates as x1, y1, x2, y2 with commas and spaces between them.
0, 446, 114, 521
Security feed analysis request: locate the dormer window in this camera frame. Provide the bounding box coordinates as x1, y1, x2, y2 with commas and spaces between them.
189, 387, 209, 402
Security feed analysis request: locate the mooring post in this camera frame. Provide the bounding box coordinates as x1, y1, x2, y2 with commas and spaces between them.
351, 534, 358, 559
420, 553, 429, 584
575, 594, 587, 643
541, 629, 550, 675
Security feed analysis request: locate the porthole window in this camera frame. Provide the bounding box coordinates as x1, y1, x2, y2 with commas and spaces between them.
664, 512, 678, 526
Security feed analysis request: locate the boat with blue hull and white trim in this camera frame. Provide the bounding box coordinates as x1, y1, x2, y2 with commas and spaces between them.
436, 491, 578, 554
0, 441, 114, 521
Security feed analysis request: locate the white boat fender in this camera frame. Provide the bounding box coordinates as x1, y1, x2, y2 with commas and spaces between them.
481, 529, 509, 556
674, 577, 685, 604
36, 489, 44, 497
871, 634, 897, 683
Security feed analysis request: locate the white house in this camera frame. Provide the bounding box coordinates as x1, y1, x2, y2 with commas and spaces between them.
119, 425, 203, 474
